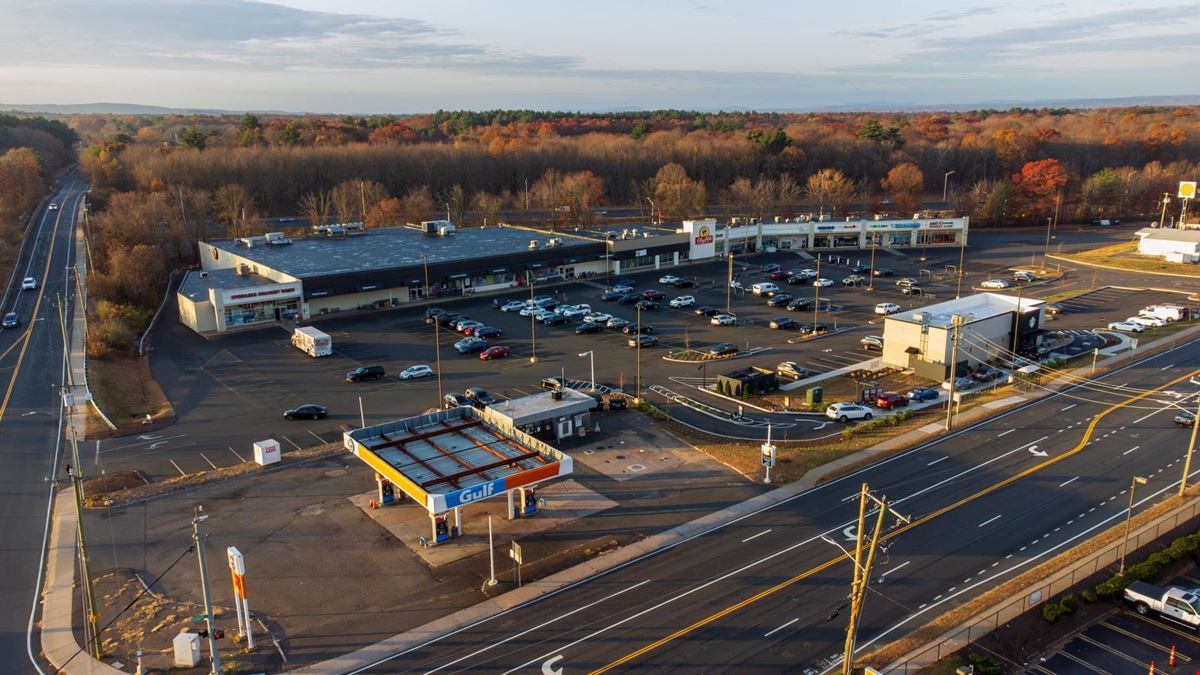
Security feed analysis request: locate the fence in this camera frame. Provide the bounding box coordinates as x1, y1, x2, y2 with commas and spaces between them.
881, 493, 1200, 673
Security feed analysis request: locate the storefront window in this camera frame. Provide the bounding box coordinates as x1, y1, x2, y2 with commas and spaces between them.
223, 300, 297, 327
918, 232, 957, 245
812, 235, 832, 248
888, 233, 912, 246
833, 234, 859, 248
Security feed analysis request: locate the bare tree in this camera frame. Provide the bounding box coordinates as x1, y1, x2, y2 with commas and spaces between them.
805, 169, 858, 217
212, 184, 254, 238
298, 190, 333, 228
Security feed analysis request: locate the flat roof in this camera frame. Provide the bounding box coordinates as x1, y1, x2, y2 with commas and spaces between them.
486, 388, 595, 425
569, 223, 682, 240
887, 292, 1043, 329
207, 225, 595, 278
345, 407, 572, 513
178, 268, 279, 300
1141, 230, 1200, 243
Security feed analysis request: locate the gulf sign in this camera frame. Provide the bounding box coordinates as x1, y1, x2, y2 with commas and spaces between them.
433, 461, 568, 512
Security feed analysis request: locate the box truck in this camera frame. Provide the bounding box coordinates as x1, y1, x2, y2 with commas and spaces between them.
292, 326, 332, 357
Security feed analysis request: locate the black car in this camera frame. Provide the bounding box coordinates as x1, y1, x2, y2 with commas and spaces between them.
464, 387, 496, 407
769, 317, 797, 330
901, 286, 924, 296
785, 275, 809, 285
709, 342, 739, 356
576, 322, 604, 334
542, 314, 568, 326
851, 263, 870, 274
786, 298, 814, 311
617, 293, 641, 305
437, 312, 464, 326
601, 289, 625, 302
766, 293, 794, 307
800, 322, 828, 335
673, 279, 696, 289
873, 268, 894, 277
635, 300, 659, 311
860, 335, 883, 351
622, 324, 654, 335
346, 365, 385, 382
284, 404, 327, 420
694, 305, 720, 317
475, 326, 503, 338
443, 392, 472, 408
628, 334, 659, 348
424, 307, 448, 322
2, 312, 18, 329
612, 278, 638, 288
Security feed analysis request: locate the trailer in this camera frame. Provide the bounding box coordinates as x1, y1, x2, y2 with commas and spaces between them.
292, 326, 332, 358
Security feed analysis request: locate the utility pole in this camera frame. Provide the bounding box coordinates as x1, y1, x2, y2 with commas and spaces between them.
812, 256, 821, 328
359, 180, 367, 223
192, 507, 222, 674
868, 236, 877, 291
840, 483, 910, 674
1011, 284, 1024, 358
486, 514, 497, 587
726, 253, 734, 316
635, 304, 642, 404
1179, 396, 1200, 497
434, 319, 443, 406
945, 315, 963, 430
1043, 217, 1053, 266
955, 230, 967, 298
529, 274, 538, 363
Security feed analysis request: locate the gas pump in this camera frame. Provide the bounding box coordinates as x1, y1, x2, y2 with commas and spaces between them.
376, 473, 396, 506
521, 487, 538, 516
432, 514, 450, 544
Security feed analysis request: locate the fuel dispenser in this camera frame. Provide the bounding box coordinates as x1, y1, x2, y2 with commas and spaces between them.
376, 473, 397, 506
432, 514, 450, 544
521, 487, 538, 516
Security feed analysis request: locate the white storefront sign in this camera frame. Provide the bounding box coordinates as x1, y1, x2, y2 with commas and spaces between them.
221, 284, 301, 306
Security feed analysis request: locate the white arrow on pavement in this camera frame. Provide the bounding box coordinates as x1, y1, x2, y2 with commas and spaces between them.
137, 434, 162, 441
542, 655, 564, 675
1028, 445, 1048, 457
149, 441, 169, 450
843, 525, 857, 541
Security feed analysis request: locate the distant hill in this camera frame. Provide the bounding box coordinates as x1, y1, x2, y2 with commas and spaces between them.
0, 102, 285, 115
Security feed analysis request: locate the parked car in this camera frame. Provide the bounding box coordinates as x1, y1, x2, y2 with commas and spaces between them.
612, 278, 638, 288
943, 376, 975, 391
769, 270, 790, 280
533, 309, 556, 322
907, 387, 939, 402
766, 293, 794, 307
464, 387, 496, 407
600, 289, 625, 302
635, 300, 659, 311
454, 337, 488, 354
873, 268, 894, 277
980, 279, 1012, 289
1107, 320, 1145, 333
896, 277, 919, 287
860, 335, 883, 351
475, 326, 504, 338
670, 295, 696, 308
617, 293, 642, 305
622, 323, 654, 335
606, 317, 631, 330
826, 402, 872, 422
658, 274, 681, 285
762, 263, 782, 273
21, 277, 36, 290
786, 298, 814, 311
711, 314, 737, 326
791, 268, 818, 279
751, 282, 779, 296
1013, 270, 1038, 282
576, 322, 604, 334
399, 365, 433, 380
557, 304, 591, 319
785, 274, 809, 285
769, 316, 797, 330
492, 297, 517, 309
452, 317, 478, 331
875, 303, 901, 315
842, 274, 866, 286
1174, 411, 1196, 427
461, 323, 488, 335
583, 312, 613, 324
709, 342, 739, 356
851, 263, 870, 273
542, 314, 569, 326
972, 366, 1002, 382
875, 392, 909, 409
480, 346, 511, 360
284, 404, 327, 420
628, 334, 659, 348
443, 393, 472, 408
1130, 315, 1166, 328
346, 365, 386, 382
1044, 303, 1064, 315
694, 305, 720, 317
800, 322, 828, 335
2, 312, 17, 329
901, 286, 924, 296
813, 278, 834, 287
425, 307, 449, 323
642, 289, 666, 300
532, 296, 558, 309
777, 362, 815, 379
673, 279, 697, 289
500, 300, 526, 312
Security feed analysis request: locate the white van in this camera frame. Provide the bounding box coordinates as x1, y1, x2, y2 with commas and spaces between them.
751, 282, 779, 296
1140, 304, 1185, 322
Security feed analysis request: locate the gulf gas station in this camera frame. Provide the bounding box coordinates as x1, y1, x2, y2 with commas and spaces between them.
343, 405, 576, 548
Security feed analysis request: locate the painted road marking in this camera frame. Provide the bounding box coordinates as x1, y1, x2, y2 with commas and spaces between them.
927, 456, 948, 466
742, 529, 772, 543
308, 430, 326, 444
1123, 445, 1140, 455
878, 561, 909, 582
1028, 445, 1048, 457
169, 459, 186, 477
199, 453, 217, 470
228, 446, 246, 463
997, 429, 1015, 437
1162, 364, 1175, 370
978, 515, 1002, 528
1061, 404, 1077, 412
1133, 408, 1165, 424
763, 618, 798, 638
1059, 476, 1078, 488
281, 435, 303, 450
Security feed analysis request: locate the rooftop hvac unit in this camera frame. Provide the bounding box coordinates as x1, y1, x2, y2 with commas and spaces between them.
235, 264, 251, 276
235, 235, 268, 248
264, 231, 292, 245
774, 216, 783, 223
438, 224, 455, 236
911, 311, 931, 323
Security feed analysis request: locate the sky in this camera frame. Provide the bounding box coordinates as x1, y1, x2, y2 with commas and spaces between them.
0, 0, 1198, 113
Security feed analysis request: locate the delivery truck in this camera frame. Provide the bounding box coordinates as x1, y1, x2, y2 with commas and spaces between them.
292, 326, 332, 358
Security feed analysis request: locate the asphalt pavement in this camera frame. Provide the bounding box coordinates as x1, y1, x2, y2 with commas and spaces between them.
0, 176, 86, 673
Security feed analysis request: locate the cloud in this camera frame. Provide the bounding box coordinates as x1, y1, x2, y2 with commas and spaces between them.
0, 0, 581, 73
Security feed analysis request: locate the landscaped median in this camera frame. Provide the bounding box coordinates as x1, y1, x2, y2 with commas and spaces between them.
1051, 240, 1200, 277
661, 346, 770, 363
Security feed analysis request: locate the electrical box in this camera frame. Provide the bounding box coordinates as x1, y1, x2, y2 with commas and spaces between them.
173, 632, 200, 667
253, 439, 281, 466
806, 386, 823, 406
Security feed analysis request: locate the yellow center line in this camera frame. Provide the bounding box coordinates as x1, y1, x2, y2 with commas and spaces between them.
590, 366, 1200, 674
0, 190, 73, 428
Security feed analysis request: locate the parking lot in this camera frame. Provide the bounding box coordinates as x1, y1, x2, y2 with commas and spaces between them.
113, 229, 1198, 482
1035, 573, 1200, 674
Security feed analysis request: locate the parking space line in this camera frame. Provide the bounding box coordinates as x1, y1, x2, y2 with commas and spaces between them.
169, 459, 186, 477
199, 453, 218, 470
281, 435, 303, 450
1127, 609, 1200, 645
308, 430, 327, 444
1077, 634, 1151, 670
1101, 619, 1192, 662
228, 446, 246, 462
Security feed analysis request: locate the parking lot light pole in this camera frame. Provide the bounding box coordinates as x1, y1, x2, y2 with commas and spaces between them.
486, 514, 497, 587
812, 257, 821, 329
579, 351, 594, 391
434, 320, 443, 405
1178, 397, 1200, 498
1043, 217, 1053, 266
726, 253, 733, 315
635, 305, 642, 404
867, 237, 876, 291
955, 230, 967, 298
529, 275, 538, 363
1120, 476, 1149, 574
422, 254, 430, 308
942, 170, 955, 203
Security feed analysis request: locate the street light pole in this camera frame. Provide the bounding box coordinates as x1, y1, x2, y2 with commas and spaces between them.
434, 319, 443, 406
868, 236, 877, 291
1120, 476, 1149, 574
579, 351, 595, 391
192, 508, 222, 674
1159, 193, 1171, 228
635, 304, 642, 403
955, 229, 967, 299
812, 256, 821, 329
1178, 396, 1200, 497
529, 274, 537, 363
726, 253, 733, 315
1043, 217, 1053, 266
942, 170, 955, 203
486, 514, 497, 587
945, 315, 963, 431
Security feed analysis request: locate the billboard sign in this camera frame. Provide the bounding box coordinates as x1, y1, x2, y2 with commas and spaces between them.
683, 219, 717, 260
1180, 181, 1197, 199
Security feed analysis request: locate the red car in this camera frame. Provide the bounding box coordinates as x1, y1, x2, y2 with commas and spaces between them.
480, 346, 511, 360
875, 392, 909, 410
769, 270, 790, 280
642, 289, 666, 300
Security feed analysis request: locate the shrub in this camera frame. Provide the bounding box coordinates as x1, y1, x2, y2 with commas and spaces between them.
1059, 594, 1078, 615
1081, 588, 1098, 603
1041, 602, 1063, 623
967, 653, 1003, 675
842, 427, 854, 441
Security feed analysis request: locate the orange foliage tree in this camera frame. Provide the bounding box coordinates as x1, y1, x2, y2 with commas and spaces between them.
880, 163, 925, 215
1012, 159, 1068, 219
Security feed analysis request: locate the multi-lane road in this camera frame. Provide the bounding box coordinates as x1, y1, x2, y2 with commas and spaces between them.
344, 337, 1200, 673
0, 176, 86, 673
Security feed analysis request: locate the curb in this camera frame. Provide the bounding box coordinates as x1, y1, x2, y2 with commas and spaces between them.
1047, 253, 1200, 281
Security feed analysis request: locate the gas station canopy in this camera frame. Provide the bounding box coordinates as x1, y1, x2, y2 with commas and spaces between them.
344, 406, 573, 513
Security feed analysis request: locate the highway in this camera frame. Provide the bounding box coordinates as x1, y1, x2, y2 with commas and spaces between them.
347, 336, 1200, 673
0, 176, 85, 673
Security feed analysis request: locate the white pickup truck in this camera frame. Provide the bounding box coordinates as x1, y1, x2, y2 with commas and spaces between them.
1124, 581, 1200, 629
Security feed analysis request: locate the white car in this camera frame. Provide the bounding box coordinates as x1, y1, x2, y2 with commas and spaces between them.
533, 308, 556, 321
980, 279, 1012, 289
729, 279, 744, 289
793, 269, 818, 279
813, 278, 833, 287
1107, 320, 1145, 333
670, 295, 695, 308
47, 203, 58, 211
399, 365, 433, 380
874, 302, 901, 315
21, 277, 37, 291
500, 300, 525, 312
659, 275, 681, 285
1130, 315, 1166, 328
826, 402, 873, 422
558, 305, 590, 319
711, 314, 737, 326
583, 312, 613, 324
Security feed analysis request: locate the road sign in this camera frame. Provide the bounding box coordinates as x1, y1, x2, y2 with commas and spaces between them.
509, 541, 523, 564
1180, 181, 1197, 200
190, 614, 208, 623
